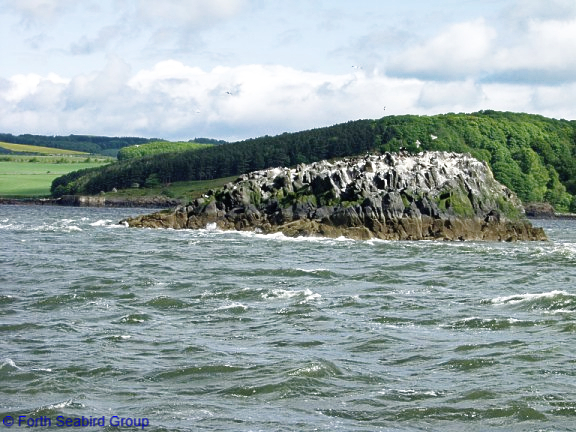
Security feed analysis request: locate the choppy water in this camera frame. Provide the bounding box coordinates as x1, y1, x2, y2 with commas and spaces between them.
1, 205, 576, 431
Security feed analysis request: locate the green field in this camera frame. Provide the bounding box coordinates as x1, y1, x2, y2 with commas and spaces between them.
0, 153, 235, 199
0, 142, 88, 155
0, 156, 111, 197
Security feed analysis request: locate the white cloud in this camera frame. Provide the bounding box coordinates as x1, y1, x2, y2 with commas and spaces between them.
65, 56, 133, 109
1, 59, 576, 141
490, 19, 576, 83
387, 19, 497, 80
416, 80, 485, 110
0, 73, 68, 103
385, 5, 576, 85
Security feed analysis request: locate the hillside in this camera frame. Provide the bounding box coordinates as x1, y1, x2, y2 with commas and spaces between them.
0, 142, 89, 155
0, 133, 161, 157
50, 111, 576, 212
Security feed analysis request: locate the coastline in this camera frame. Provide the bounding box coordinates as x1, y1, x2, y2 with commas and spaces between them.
0, 195, 180, 208
2, 195, 575, 220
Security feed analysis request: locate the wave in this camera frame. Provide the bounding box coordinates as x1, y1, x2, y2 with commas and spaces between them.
149, 364, 245, 382
238, 267, 336, 280
488, 290, 576, 312
288, 359, 342, 378
144, 296, 191, 309
378, 388, 444, 402
216, 302, 249, 313
116, 313, 151, 324
446, 317, 535, 330
0, 358, 20, 371
90, 219, 113, 227
262, 288, 321, 303
0, 221, 83, 232
194, 223, 357, 244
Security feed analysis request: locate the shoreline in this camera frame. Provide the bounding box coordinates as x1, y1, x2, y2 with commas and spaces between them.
2, 196, 576, 220
0, 195, 180, 208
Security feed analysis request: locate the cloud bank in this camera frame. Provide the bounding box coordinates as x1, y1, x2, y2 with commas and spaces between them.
1, 0, 575, 141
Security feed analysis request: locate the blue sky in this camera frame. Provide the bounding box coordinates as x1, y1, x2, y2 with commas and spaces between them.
1, 0, 576, 141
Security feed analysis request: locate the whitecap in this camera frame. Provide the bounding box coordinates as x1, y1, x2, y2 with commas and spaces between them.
379, 388, 441, 398
108, 221, 129, 228
0, 358, 20, 370
217, 302, 248, 311
295, 268, 329, 273
108, 335, 132, 340
263, 288, 321, 302
42, 400, 81, 410
90, 219, 112, 227
253, 231, 354, 244
490, 290, 570, 305
263, 289, 301, 300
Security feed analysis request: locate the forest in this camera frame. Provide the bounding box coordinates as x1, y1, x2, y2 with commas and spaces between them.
117, 141, 213, 161
49, 111, 576, 211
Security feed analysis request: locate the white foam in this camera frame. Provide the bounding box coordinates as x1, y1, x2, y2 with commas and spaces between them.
263, 288, 321, 302
295, 268, 329, 273
379, 388, 441, 397
90, 219, 112, 227
44, 400, 80, 410
1, 358, 20, 369
490, 290, 570, 305
217, 302, 248, 311
108, 222, 129, 229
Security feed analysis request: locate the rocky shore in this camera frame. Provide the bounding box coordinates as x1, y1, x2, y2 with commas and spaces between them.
122, 152, 547, 241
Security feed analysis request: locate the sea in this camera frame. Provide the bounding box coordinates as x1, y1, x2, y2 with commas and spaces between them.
1, 204, 576, 432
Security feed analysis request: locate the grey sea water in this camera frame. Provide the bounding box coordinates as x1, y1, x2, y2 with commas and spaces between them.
1, 205, 576, 431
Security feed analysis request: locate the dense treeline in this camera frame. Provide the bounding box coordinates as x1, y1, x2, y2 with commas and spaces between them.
193, 137, 228, 145
117, 141, 212, 161
50, 119, 376, 198
0, 133, 159, 156
50, 112, 576, 211
375, 111, 576, 210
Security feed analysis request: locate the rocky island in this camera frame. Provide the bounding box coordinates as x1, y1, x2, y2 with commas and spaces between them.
122, 151, 547, 241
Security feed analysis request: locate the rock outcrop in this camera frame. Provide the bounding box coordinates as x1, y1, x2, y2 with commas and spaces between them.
122, 152, 547, 241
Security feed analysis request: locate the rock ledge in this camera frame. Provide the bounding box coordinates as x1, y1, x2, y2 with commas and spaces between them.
122, 152, 546, 241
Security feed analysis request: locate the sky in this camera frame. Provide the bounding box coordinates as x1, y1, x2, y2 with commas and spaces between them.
1, 0, 576, 142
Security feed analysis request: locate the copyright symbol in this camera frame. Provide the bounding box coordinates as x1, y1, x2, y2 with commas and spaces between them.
3, 415, 14, 427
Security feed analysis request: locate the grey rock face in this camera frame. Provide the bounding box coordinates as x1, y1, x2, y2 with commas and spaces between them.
123, 152, 547, 241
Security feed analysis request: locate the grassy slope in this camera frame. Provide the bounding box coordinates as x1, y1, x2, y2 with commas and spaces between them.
0, 142, 88, 155
0, 139, 217, 198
